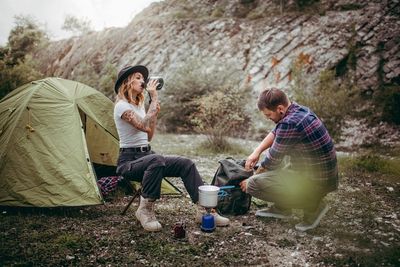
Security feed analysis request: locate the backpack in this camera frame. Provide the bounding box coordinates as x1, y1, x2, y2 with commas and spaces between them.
211, 157, 254, 215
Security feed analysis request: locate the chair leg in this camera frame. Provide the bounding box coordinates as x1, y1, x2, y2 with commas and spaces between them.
121, 188, 141, 215
121, 178, 141, 215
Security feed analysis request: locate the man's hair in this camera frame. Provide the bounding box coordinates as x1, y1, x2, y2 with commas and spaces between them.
257, 88, 289, 111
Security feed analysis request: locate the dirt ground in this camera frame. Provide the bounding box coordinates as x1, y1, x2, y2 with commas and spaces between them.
1, 134, 399, 266
1, 166, 399, 266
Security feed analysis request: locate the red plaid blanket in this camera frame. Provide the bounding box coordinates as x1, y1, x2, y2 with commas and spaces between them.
97, 176, 123, 196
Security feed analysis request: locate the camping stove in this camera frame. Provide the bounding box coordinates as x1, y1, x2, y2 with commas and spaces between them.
198, 185, 220, 232
200, 208, 215, 232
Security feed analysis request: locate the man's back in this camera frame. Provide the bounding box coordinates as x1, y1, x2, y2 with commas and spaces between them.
263, 102, 338, 192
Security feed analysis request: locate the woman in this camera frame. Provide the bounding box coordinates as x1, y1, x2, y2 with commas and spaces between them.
113, 65, 229, 232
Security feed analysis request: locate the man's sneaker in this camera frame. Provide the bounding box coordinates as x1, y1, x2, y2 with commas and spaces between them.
255, 205, 292, 219
295, 202, 329, 232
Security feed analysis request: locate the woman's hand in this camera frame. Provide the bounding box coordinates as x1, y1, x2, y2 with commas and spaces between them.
146, 79, 159, 96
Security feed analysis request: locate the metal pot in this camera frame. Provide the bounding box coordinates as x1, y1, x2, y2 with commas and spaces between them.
198, 185, 219, 208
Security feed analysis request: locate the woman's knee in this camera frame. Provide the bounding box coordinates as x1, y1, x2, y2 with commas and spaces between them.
170, 157, 195, 171
180, 157, 195, 167
147, 154, 166, 169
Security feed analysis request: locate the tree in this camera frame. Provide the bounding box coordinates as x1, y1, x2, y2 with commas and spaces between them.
62, 15, 93, 36
6, 15, 48, 66
0, 15, 47, 99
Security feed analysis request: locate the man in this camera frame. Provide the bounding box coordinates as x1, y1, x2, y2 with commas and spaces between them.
240, 88, 338, 231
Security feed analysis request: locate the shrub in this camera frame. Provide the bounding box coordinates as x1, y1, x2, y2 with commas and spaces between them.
160, 57, 251, 151
291, 56, 356, 142
377, 86, 400, 125
98, 63, 117, 99
344, 154, 400, 177
191, 86, 251, 151
211, 7, 224, 18
71, 62, 100, 89
295, 0, 318, 10
0, 56, 44, 99
161, 57, 243, 132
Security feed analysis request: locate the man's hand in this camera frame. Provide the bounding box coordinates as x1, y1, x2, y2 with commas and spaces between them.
254, 165, 266, 174
245, 151, 260, 171
239, 179, 247, 192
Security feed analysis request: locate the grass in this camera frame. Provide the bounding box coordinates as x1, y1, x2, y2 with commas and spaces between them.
339, 154, 400, 185
151, 133, 256, 157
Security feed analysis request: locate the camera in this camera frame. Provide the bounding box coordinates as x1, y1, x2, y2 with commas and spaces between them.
146, 76, 164, 90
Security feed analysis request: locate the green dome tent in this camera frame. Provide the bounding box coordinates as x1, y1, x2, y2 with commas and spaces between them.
0, 78, 179, 207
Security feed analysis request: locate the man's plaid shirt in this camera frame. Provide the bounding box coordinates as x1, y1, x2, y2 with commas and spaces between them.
261, 102, 338, 191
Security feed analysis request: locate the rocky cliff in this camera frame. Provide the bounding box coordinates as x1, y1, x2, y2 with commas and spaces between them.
36, 0, 399, 98
32, 0, 400, 149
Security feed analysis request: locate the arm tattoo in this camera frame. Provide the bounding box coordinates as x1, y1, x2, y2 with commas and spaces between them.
121, 99, 158, 132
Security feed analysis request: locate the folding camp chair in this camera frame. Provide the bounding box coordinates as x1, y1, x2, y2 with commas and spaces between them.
121, 178, 141, 215
120, 177, 183, 215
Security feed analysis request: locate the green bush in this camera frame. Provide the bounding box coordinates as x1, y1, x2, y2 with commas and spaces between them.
211, 7, 224, 18
160, 57, 251, 151
71, 62, 100, 89
295, 0, 318, 10
98, 62, 117, 99
191, 86, 251, 151
161, 57, 243, 132
291, 58, 356, 142
354, 155, 387, 172
343, 154, 400, 176
0, 56, 44, 99
377, 86, 400, 125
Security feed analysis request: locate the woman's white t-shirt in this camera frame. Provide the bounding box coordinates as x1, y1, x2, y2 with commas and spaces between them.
114, 100, 149, 148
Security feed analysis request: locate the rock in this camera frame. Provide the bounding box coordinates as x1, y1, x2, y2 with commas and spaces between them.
386, 187, 394, 192
34, 0, 399, 98
66, 255, 75, 260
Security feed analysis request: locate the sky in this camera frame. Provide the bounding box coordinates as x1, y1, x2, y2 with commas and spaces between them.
0, 0, 161, 45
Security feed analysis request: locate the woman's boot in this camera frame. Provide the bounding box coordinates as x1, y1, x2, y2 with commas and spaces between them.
135, 196, 162, 232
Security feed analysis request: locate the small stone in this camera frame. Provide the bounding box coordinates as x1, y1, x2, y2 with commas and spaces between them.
66, 255, 75, 260
380, 241, 390, 247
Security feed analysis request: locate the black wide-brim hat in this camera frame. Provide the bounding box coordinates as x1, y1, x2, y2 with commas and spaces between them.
114, 65, 149, 94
